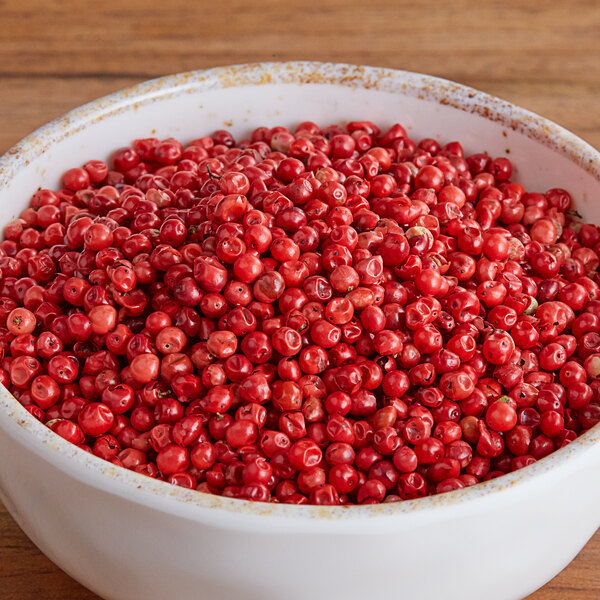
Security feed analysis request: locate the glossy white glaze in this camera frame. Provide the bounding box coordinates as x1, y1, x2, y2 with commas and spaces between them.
0, 63, 598, 600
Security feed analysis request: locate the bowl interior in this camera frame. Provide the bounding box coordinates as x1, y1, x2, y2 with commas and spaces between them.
1, 63, 598, 223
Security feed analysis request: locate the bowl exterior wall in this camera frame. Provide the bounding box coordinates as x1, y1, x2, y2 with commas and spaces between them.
1, 420, 599, 600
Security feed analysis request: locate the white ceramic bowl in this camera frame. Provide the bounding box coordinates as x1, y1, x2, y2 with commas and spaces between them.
0, 62, 599, 600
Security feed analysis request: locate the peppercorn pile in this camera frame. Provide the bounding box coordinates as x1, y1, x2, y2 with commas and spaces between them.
2, 121, 599, 505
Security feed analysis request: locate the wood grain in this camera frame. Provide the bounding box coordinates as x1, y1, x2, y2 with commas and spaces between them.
0, 0, 599, 598
0, 0, 598, 80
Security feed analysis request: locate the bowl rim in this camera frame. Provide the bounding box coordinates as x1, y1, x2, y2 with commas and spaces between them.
0, 61, 599, 525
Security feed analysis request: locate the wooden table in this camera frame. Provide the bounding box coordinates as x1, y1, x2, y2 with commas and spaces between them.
0, 1, 598, 598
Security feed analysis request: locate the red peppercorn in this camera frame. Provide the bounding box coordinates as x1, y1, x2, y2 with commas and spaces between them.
1, 122, 596, 506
